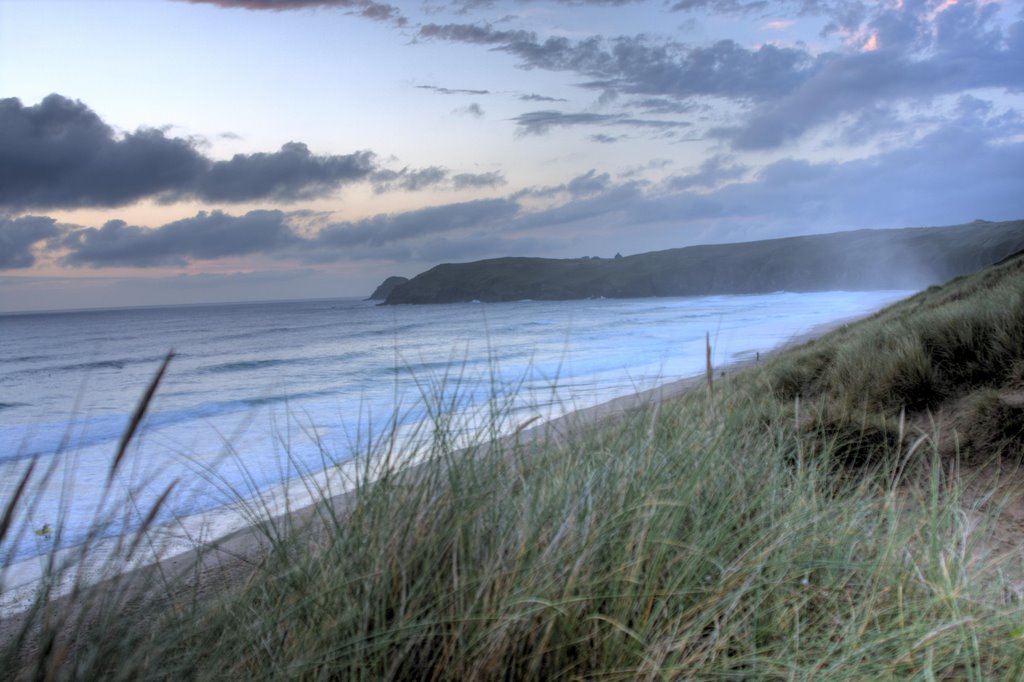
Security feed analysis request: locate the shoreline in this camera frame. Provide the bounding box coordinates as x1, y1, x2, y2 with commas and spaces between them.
0, 310, 869, 627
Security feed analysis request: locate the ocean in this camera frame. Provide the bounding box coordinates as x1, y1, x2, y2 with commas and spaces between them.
0, 291, 910, 568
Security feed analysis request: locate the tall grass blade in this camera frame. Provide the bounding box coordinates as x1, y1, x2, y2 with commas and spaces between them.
0, 459, 36, 546
108, 351, 174, 485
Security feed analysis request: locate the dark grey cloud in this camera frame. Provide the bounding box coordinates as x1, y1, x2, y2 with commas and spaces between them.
0, 215, 63, 269
726, 58, 1022, 148
590, 133, 620, 143
716, 1, 1024, 149
418, 23, 814, 101
447, 0, 645, 10
15, 106, 1022, 273
671, 0, 775, 14
0, 95, 378, 210
452, 171, 506, 189
14, 197, 521, 270
618, 117, 691, 131
510, 184, 563, 200
59, 210, 301, 268
671, 0, 865, 29
594, 37, 812, 100
422, 2, 1023, 150
631, 98, 700, 115
370, 167, 504, 192
0, 95, 207, 210
183, 0, 407, 25
456, 103, 486, 117
519, 93, 568, 102
371, 166, 450, 193
513, 109, 690, 135
416, 85, 491, 96
669, 0, 956, 44
186, 142, 377, 203
514, 111, 617, 135
417, 22, 533, 45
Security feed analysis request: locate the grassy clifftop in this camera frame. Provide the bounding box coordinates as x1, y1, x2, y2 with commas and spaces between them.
6, 249, 1024, 679
762, 245, 1024, 466
385, 218, 1024, 304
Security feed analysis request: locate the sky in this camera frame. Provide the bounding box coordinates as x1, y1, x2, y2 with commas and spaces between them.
1, 0, 1023, 312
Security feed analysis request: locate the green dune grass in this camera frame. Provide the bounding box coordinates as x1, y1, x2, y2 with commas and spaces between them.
4, 251, 1024, 680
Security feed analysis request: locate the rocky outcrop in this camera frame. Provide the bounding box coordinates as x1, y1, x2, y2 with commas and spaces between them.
367, 276, 410, 301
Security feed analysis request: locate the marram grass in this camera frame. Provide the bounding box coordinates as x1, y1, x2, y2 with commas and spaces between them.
4, 252, 1024, 680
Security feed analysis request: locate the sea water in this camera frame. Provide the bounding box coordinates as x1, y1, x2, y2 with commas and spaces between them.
0, 291, 910, 567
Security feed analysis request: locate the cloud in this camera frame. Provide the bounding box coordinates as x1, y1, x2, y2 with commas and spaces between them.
371, 166, 450, 193
422, 2, 1023, 150
418, 23, 814, 101
630, 98, 700, 115
619, 158, 674, 178
511, 182, 646, 232
0, 95, 383, 210
455, 103, 486, 117
370, 167, 504, 192
452, 171, 506, 189
0, 95, 207, 210
59, 210, 301, 267
519, 93, 568, 102
514, 111, 618, 135
186, 142, 376, 202
666, 154, 747, 190
0, 215, 63, 269
14, 89, 1021, 274
15, 197, 521, 270
566, 170, 611, 196
448, 0, 646, 9
670, 0, 867, 33
512, 169, 626, 201
513, 109, 690, 135
508, 106, 1024, 246
183, 0, 407, 25
13, 106, 1022, 273
417, 85, 491, 96
590, 133, 620, 143
671, 0, 778, 14
716, 1, 1024, 149
624, 111, 1024, 238
316, 198, 520, 249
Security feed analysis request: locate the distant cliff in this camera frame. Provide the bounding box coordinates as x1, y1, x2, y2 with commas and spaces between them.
383, 220, 1024, 304
367, 276, 410, 300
